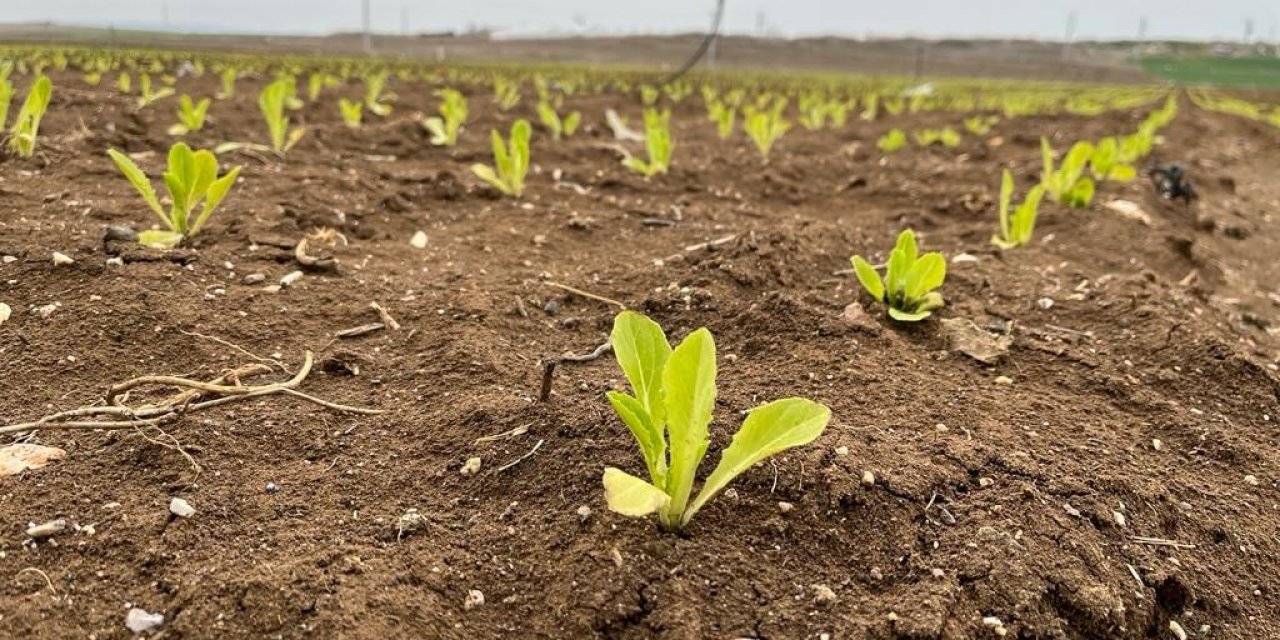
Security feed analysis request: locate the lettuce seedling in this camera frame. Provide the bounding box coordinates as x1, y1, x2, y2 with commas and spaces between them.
798, 93, 828, 130
259, 79, 306, 154
963, 115, 998, 135
1040, 138, 1095, 208
603, 311, 831, 530
707, 101, 735, 139
339, 98, 363, 128
877, 128, 907, 153
537, 97, 580, 140
991, 169, 1046, 249
860, 93, 879, 121
471, 119, 531, 197
851, 228, 947, 322
364, 72, 393, 116
494, 77, 520, 111
8, 75, 52, 158
168, 94, 211, 136
914, 127, 961, 149
116, 71, 132, 94
107, 143, 242, 248
0, 75, 12, 132
1089, 137, 1137, 182
216, 68, 236, 100
423, 89, 467, 146
136, 73, 174, 109
743, 98, 791, 160
622, 108, 673, 177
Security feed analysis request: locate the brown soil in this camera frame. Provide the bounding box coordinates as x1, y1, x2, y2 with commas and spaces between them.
2, 70, 1280, 640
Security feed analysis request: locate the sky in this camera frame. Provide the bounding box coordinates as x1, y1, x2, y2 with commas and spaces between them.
4, 0, 1278, 42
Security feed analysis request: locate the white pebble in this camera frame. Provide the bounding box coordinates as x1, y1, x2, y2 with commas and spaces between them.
1152, 438, 1163, 451
410, 230, 429, 248
169, 497, 196, 518
463, 589, 485, 610
834, 446, 849, 456
279, 271, 304, 287
52, 252, 75, 266
861, 470, 876, 487
1245, 474, 1259, 486
125, 608, 165, 633
0, 302, 10, 325
777, 501, 794, 513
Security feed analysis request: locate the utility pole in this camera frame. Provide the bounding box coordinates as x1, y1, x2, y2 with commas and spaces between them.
1061, 10, 1078, 60
361, 0, 372, 55
401, 5, 409, 36
1243, 18, 1254, 44
162, 2, 170, 30
1138, 16, 1148, 42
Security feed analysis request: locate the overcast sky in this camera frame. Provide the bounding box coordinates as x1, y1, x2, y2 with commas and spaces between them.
5, 0, 1278, 41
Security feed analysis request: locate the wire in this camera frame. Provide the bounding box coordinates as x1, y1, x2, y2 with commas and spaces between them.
660, 0, 726, 85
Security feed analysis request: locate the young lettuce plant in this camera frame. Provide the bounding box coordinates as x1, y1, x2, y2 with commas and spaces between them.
364, 72, 393, 116
8, 75, 52, 158
215, 68, 236, 100
707, 101, 735, 139
259, 79, 306, 154
339, 99, 363, 128
493, 77, 520, 111
0, 75, 12, 133
622, 108, 673, 178
851, 229, 947, 322
877, 128, 907, 153
423, 89, 467, 146
537, 97, 581, 140
168, 95, 211, 136
471, 119, 531, 197
1088, 137, 1137, 182
107, 143, 241, 248
743, 98, 791, 160
1040, 138, 1095, 208
602, 311, 831, 531
136, 74, 174, 109
991, 169, 1046, 249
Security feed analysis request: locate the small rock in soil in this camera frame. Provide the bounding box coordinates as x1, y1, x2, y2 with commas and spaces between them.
460, 457, 482, 475
26, 519, 68, 539
242, 273, 266, 285
265, 482, 279, 494
279, 271, 304, 288
0, 443, 67, 476
861, 470, 876, 487
103, 225, 138, 243
841, 301, 879, 331
835, 445, 849, 456
125, 607, 165, 633
464, 589, 485, 610
1244, 474, 1259, 486
410, 230, 428, 248
778, 501, 794, 513
994, 375, 1014, 385
169, 497, 196, 518
52, 252, 75, 266
576, 505, 592, 521
940, 318, 1011, 364
812, 584, 837, 605
543, 300, 560, 316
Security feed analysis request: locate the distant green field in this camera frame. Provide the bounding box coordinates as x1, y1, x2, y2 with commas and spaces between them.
1141, 56, 1280, 88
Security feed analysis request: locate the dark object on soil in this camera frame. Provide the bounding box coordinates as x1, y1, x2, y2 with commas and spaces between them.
1148, 164, 1196, 204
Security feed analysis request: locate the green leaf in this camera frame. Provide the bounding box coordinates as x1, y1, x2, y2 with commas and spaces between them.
888, 306, 934, 322
607, 391, 668, 486
470, 163, 508, 194
998, 169, 1013, 241
603, 467, 670, 517
611, 310, 672, 422
107, 149, 167, 224
851, 255, 885, 302
660, 327, 716, 527
193, 165, 241, 234
684, 398, 830, 524
904, 252, 946, 300
137, 229, 184, 248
